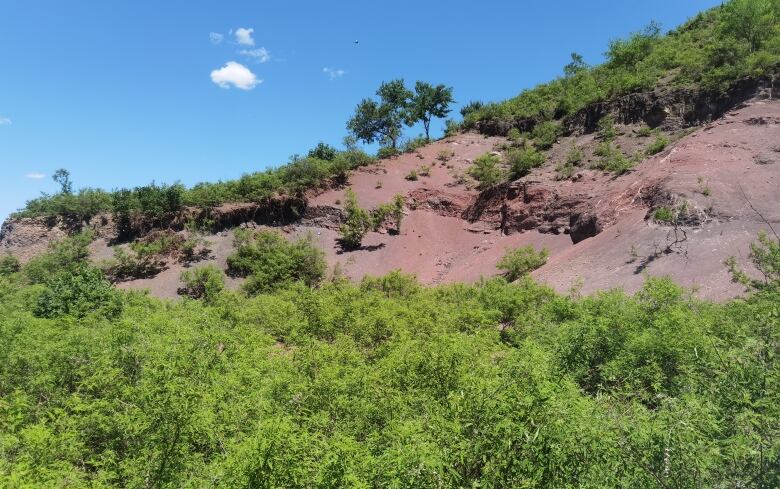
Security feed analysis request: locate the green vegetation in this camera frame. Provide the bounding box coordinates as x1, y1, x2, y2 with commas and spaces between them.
401, 135, 428, 153
726, 231, 780, 290
645, 134, 670, 155
227, 229, 326, 294
468, 153, 505, 189
530, 120, 560, 149
337, 189, 404, 248
22, 231, 94, 284
348, 79, 454, 149
1, 231, 778, 487
463, 0, 780, 131
507, 146, 546, 180
496, 245, 550, 281
556, 145, 584, 180
593, 142, 634, 174
13, 146, 374, 223
100, 246, 166, 282
404, 169, 419, 181
0, 255, 20, 276
34, 265, 123, 319
405, 81, 455, 141
179, 265, 225, 303
597, 115, 618, 141
437, 148, 455, 162
566, 144, 584, 165
370, 194, 406, 235
338, 188, 374, 249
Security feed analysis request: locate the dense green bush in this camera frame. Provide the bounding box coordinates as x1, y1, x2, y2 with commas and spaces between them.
338, 189, 373, 249
34, 265, 122, 318
468, 153, 504, 189
307, 142, 338, 161
593, 142, 634, 174
496, 245, 549, 281
0, 255, 20, 276
23, 231, 95, 284
1, 261, 777, 486
645, 134, 669, 155
227, 229, 326, 294
179, 265, 225, 303
507, 147, 545, 180
531, 120, 560, 149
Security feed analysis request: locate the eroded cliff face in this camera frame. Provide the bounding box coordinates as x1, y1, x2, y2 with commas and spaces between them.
3, 81, 778, 300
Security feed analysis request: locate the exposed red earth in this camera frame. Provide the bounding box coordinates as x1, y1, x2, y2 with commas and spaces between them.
2, 98, 778, 300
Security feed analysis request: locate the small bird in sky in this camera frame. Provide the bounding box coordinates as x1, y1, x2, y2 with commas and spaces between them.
354, 40, 359, 45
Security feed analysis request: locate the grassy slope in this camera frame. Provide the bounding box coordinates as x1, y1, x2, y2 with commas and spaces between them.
463, 0, 780, 130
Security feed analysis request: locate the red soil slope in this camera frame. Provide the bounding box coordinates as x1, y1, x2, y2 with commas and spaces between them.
2, 99, 778, 300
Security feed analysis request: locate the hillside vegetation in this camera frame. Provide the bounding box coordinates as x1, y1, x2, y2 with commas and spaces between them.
2, 1, 780, 486
0, 230, 778, 487
462, 0, 780, 131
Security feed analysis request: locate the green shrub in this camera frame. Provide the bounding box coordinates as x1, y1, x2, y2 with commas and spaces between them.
566, 145, 584, 166
496, 246, 549, 281
437, 149, 455, 162
726, 231, 780, 291
228, 229, 326, 294
307, 142, 338, 161
360, 269, 420, 297
593, 142, 633, 174
370, 194, 405, 234
507, 127, 523, 142
101, 247, 166, 282
0, 255, 21, 276
507, 147, 545, 180
130, 230, 185, 258
405, 169, 419, 181
338, 189, 373, 249
468, 153, 504, 189
179, 265, 225, 303
443, 119, 461, 137
597, 115, 617, 141
636, 125, 654, 137
645, 134, 669, 155
34, 265, 122, 318
531, 121, 560, 149
23, 232, 94, 284
556, 162, 576, 180
377, 146, 401, 159
653, 206, 675, 223
402, 136, 428, 153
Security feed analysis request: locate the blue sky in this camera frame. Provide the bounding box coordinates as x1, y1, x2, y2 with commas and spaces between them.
0, 0, 721, 221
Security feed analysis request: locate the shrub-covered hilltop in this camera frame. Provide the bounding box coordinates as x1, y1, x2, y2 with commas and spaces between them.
461, 0, 780, 132
0, 230, 779, 487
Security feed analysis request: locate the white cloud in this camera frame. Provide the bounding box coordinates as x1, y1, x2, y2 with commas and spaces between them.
25, 172, 45, 180
210, 61, 261, 90
0, 117, 11, 125
240, 47, 270, 63
234, 27, 255, 46
323, 67, 346, 80
209, 32, 224, 44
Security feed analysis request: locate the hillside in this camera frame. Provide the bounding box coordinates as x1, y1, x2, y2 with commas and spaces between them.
1, 1, 780, 486
2, 77, 778, 299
